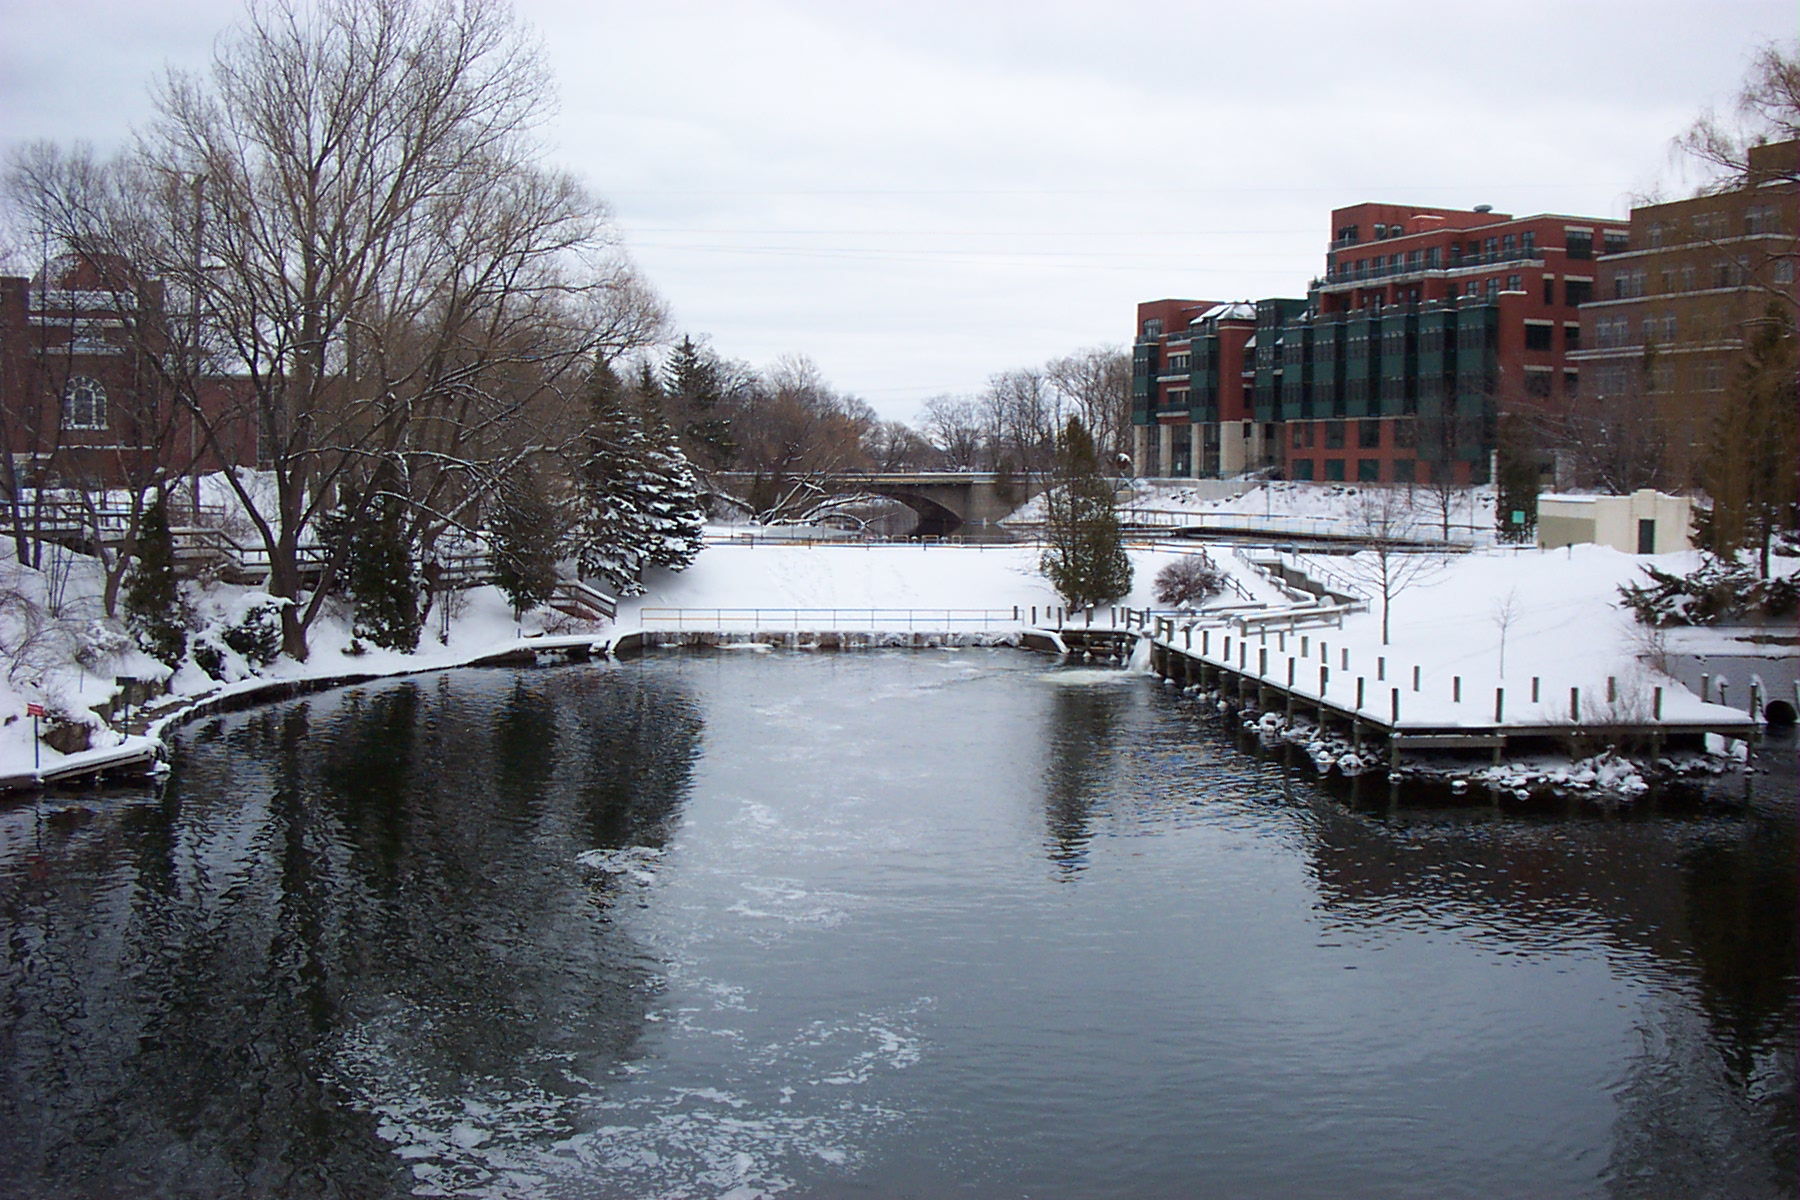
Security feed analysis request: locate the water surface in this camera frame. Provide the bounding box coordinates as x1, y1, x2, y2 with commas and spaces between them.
0, 649, 1793, 1198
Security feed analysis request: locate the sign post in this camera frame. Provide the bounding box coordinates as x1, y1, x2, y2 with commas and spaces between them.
26, 702, 43, 773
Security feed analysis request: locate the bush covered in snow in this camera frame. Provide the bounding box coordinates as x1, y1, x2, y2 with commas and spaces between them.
1618, 557, 1798, 626
1153, 556, 1226, 607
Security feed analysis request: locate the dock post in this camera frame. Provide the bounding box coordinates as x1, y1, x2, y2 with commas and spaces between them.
1495, 688, 1504, 722
1570, 687, 1580, 721
1356, 676, 1365, 711
1224, 635, 1232, 663
1390, 687, 1400, 724
1320, 665, 1329, 696
1278, 631, 1286, 652
1353, 719, 1363, 753
1184, 628, 1191, 650
1341, 648, 1349, 670
1031, 605, 1037, 625
1203, 630, 1211, 656
1378, 657, 1385, 682
1013, 605, 1019, 621
1453, 676, 1461, 703
1607, 676, 1616, 704
1301, 635, 1309, 657
1239, 643, 1247, 670
1287, 657, 1296, 687
1749, 680, 1762, 721
1700, 673, 1709, 702
1321, 641, 1328, 663
1531, 676, 1540, 703
1259, 647, 1268, 677
1413, 665, 1421, 692
1653, 687, 1662, 720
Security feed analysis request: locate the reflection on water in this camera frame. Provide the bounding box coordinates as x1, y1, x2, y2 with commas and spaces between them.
0, 651, 1792, 1199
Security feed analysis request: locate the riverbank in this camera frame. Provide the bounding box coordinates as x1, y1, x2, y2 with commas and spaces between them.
0, 509, 1790, 796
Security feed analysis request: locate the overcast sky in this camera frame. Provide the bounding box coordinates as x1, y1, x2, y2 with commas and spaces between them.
1, 0, 1792, 422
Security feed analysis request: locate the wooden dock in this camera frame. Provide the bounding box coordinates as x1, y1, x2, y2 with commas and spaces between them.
1132, 618, 1761, 766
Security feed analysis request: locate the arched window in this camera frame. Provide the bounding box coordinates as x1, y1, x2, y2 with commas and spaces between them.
61, 376, 108, 430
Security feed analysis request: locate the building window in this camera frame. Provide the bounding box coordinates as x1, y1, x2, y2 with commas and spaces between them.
1565, 279, 1592, 306
1292, 424, 1306, 448
1292, 459, 1315, 481
1502, 234, 1516, 253
1144, 318, 1163, 337
1566, 231, 1593, 259
1523, 231, 1537, 254
1602, 230, 1628, 255
1393, 459, 1416, 483
1661, 314, 1677, 342
1426, 247, 1440, 269
1775, 260, 1796, 284
1543, 276, 1555, 304
1395, 418, 1417, 449
1564, 323, 1580, 350
1702, 360, 1723, 390
1506, 274, 1522, 292
1325, 421, 1346, 449
1484, 237, 1498, 256
60, 376, 108, 430
1524, 370, 1552, 398
1325, 458, 1346, 482
1485, 279, 1499, 299
1524, 323, 1553, 351
1358, 419, 1381, 448
1564, 370, 1579, 397
1714, 260, 1740, 288
1745, 205, 1774, 235
1357, 458, 1380, 482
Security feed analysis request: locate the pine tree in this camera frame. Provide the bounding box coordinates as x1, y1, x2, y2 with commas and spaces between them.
633, 383, 706, 572
489, 463, 563, 619
1697, 305, 1798, 578
333, 469, 422, 651
567, 362, 657, 595
124, 497, 188, 663
663, 335, 736, 471
1041, 418, 1133, 611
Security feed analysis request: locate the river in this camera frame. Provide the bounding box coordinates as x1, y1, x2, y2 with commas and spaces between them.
0, 648, 1793, 1198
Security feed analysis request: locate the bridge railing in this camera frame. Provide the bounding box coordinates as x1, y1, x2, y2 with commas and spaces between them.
638, 607, 1021, 632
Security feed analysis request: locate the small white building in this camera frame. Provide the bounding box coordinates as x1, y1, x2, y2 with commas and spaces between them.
1536, 489, 1694, 555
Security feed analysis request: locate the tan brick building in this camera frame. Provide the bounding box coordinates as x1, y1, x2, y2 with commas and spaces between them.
1569, 139, 1798, 484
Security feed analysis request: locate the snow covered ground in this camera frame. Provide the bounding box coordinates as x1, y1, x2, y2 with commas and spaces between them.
0, 475, 1789, 790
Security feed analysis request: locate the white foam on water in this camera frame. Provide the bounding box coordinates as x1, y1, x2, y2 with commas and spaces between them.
325, 996, 933, 1199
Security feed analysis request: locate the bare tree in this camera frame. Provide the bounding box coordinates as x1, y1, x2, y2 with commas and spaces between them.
92, 0, 661, 660
1539, 351, 1673, 494
1045, 346, 1130, 465
1344, 486, 1446, 645
1492, 588, 1522, 677
982, 367, 1058, 477
733, 353, 871, 519
919, 394, 984, 470
1674, 40, 1800, 192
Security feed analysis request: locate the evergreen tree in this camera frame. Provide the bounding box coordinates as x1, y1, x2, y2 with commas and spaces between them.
1696, 305, 1798, 578
489, 463, 563, 619
663, 335, 736, 471
336, 469, 422, 651
1041, 418, 1133, 611
634, 383, 706, 571
1492, 412, 1540, 545
566, 361, 657, 595
124, 497, 188, 663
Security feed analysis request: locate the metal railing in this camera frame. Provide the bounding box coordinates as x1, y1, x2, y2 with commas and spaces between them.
639, 607, 1021, 632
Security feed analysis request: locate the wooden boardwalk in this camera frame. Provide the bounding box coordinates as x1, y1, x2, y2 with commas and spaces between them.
1130, 619, 1761, 766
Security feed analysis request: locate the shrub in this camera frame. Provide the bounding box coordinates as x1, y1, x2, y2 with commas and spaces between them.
1618, 556, 1799, 626
221, 598, 286, 666
1155, 556, 1226, 607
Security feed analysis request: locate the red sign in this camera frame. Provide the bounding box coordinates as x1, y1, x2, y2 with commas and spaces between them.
26, 703, 44, 718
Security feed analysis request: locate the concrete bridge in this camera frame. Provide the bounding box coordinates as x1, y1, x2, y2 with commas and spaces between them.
718, 471, 1048, 535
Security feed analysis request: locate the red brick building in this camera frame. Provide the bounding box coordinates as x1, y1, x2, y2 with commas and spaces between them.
1133, 202, 1631, 484
0, 259, 257, 498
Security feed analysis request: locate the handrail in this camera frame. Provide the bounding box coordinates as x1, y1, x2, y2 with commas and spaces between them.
639, 607, 1020, 632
